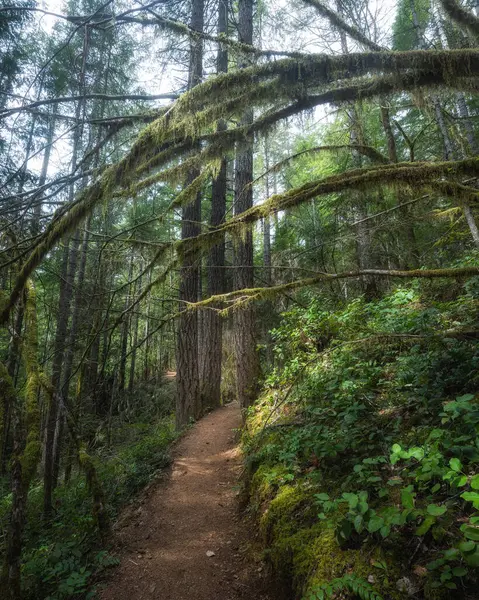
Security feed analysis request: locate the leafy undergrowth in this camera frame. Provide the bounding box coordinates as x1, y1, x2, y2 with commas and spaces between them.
243, 277, 479, 599
0, 380, 177, 600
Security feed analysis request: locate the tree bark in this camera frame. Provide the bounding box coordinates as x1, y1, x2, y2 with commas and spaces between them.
233, 0, 260, 413
200, 0, 228, 412
176, 0, 204, 428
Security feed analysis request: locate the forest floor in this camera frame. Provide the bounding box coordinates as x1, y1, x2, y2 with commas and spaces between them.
99, 401, 274, 600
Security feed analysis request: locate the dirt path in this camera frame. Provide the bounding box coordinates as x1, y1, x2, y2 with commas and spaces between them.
100, 402, 273, 600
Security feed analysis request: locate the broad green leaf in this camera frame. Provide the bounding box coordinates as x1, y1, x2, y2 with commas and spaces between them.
445, 582, 457, 589
408, 447, 424, 460
461, 492, 479, 507
456, 394, 474, 402
359, 501, 369, 515
401, 488, 414, 509
342, 492, 358, 508
367, 515, 384, 533
465, 551, 479, 567
449, 458, 462, 472
427, 504, 447, 516
354, 514, 363, 533
459, 540, 476, 552
380, 525, 391, 538
461, 526, 479, 541
452, 567, 467, 577
471, 474, 479, 490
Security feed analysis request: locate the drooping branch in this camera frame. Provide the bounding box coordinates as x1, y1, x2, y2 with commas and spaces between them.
3, 154, 479, 327
4, 43, 479, 325
179, 158, 479, 258
188, 266, 479, 313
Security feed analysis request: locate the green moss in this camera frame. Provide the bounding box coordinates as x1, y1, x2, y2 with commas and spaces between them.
249, 480, 405, 599
305, 529, 403, 599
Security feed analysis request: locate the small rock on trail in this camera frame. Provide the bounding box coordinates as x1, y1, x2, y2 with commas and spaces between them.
100, 402, 273, 600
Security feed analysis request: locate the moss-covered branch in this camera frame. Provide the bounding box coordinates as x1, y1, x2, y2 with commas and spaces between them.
179, 158, 479, 258
185, 266, 479, 313
3, 46, 479, 325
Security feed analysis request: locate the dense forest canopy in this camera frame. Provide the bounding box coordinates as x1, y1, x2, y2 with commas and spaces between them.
0, 0, 479, 598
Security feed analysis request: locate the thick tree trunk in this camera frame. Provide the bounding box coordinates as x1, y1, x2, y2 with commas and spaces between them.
3, 282, 42, 599
349, 107, 378, 300
233, 0, 260, 413
176, 0, 204, 428
200, 0, 228, 412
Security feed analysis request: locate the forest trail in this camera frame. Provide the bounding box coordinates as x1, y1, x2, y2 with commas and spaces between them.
100, 401, 273, 600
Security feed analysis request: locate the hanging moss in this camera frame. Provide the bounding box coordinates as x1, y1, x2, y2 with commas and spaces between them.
3, 43, 479, 326
183, 265, 479, 316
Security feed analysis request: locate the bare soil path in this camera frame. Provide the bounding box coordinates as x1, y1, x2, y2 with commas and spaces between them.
100, 401, 274, 600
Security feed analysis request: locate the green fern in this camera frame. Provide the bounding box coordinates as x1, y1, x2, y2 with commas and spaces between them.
306, 573, 384, 600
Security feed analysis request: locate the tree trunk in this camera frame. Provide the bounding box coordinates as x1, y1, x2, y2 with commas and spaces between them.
200, 0, 228, 412
43, 23, 90, 519
118, 253, 134, 394
380, 104, 419, 268
128, 267, 142, 394
233, 0, 260, 413
176, 0, 204, 428
52, 220, 91, 486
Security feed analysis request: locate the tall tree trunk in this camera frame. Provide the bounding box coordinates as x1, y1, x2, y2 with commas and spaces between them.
2, 281, 42, 600
233, 0, 260, 413
335, 2, 376, 298
200, 0, 228, 412
43, 233, 80, 517
380, 104, 419, 268
52, 220, 91, 487
176, 0, 204, 428
118, 253, 134, 394
128, 267, 142, 394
